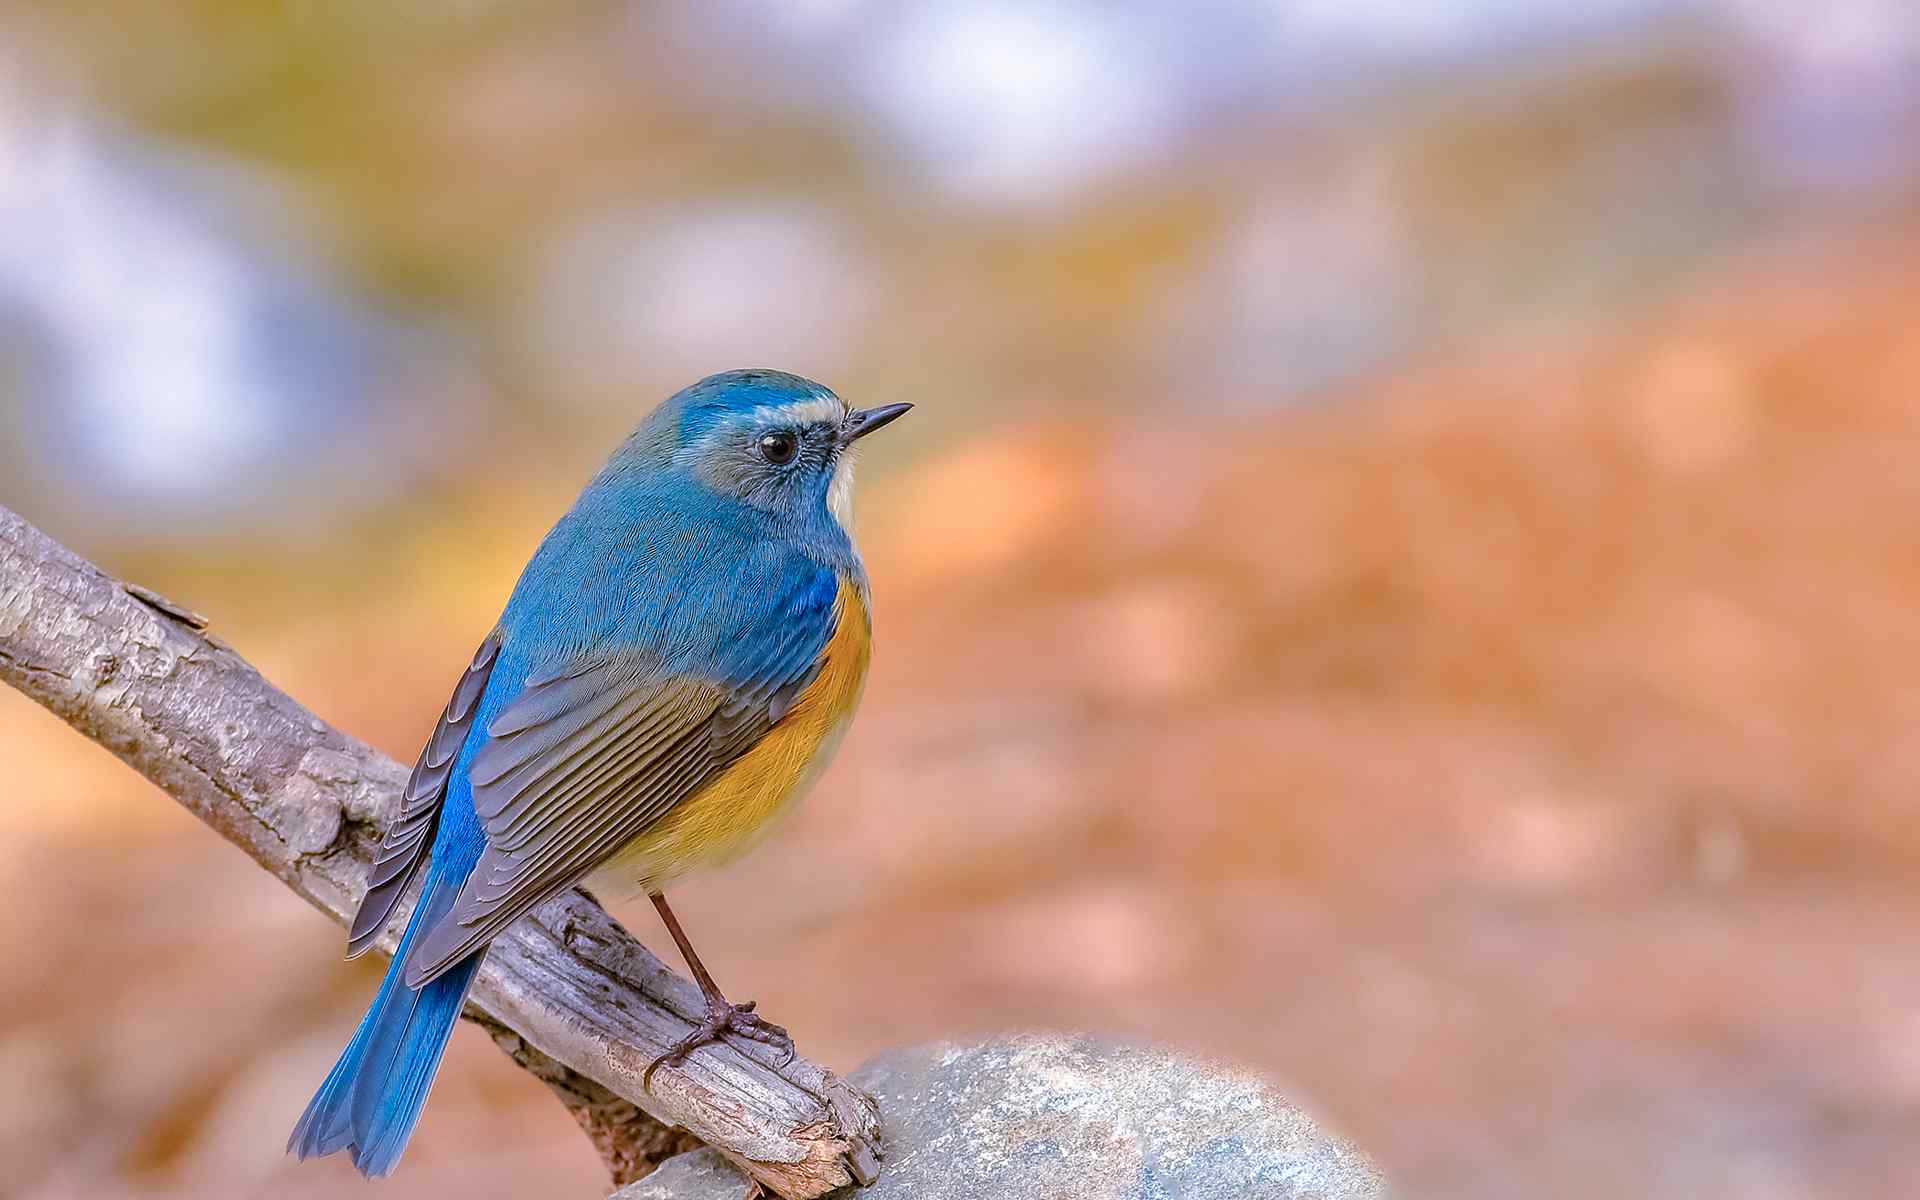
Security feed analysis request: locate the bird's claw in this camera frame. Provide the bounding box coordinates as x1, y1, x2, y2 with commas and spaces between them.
643, 999, 793, 1090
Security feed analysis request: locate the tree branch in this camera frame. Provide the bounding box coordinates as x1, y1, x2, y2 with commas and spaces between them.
0, 504, 881, 1198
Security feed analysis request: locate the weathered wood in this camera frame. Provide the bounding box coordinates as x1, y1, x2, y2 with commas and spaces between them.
0, 504, 881, 1198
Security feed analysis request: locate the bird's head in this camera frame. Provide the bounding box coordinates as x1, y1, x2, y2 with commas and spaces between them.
623, 369, 911, 532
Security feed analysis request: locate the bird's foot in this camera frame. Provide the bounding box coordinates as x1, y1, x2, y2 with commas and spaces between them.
643, 998, 793, 1090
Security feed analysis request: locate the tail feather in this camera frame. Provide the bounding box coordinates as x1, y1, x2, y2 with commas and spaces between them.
289, 877, 482, 1177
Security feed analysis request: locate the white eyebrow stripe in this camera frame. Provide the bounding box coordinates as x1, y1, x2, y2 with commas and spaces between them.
752, 397, 846, 428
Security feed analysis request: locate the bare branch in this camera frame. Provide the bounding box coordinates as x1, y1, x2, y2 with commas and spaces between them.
0, 505, 881, 1198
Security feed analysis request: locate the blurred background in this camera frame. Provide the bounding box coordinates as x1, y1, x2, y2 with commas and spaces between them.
2, 2, 1918, 1197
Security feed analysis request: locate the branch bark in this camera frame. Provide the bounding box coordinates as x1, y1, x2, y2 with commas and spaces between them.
0, 505, 880, 1198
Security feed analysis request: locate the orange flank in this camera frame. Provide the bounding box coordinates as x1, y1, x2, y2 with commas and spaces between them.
599, 574, 871, 892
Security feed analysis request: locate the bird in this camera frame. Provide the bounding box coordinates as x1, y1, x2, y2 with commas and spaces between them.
288, 369, 911, 1177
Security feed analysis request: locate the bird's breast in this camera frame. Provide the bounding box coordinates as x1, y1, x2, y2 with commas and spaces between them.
596, 573, 871, 892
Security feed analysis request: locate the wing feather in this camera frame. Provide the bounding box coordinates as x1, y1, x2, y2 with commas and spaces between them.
403, 687, 720, 984
484, 684, 709, 851
347, 634, 501, 957
401, 563, 845, 987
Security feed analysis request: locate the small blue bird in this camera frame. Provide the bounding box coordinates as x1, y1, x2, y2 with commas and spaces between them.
289, 370, 910, 1176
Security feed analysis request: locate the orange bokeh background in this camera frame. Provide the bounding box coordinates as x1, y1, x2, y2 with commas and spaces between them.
4, 6, 1920, 1198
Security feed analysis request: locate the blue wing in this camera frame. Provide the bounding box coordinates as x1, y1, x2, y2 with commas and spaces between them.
401, 535, 842, 986
346, 634, 499, 956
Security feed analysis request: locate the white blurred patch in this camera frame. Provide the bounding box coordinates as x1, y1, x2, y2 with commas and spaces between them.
527, 202, 874, 399
742, 0, 867, 40
1266, 0, 1669, 57
1166, 146, 1411, 401
1709, 0, 1920, 190
0, 113, 271, 495
0, 70, 439, 527
855, 3, 1176, 210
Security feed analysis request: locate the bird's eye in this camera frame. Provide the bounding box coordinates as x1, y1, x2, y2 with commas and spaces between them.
758, 430, 798, 465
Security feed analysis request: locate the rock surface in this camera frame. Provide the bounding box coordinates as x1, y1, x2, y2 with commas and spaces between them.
613, 1034, 1389, 1200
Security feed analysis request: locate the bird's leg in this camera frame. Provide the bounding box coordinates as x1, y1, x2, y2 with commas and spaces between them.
643, 891, 793, 1089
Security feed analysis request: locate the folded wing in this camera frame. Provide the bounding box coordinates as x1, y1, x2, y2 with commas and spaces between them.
402, 565, 842, 986
347, 634, 500, 957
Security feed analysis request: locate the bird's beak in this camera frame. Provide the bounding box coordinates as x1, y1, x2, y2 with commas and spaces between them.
844, 403, 913, 443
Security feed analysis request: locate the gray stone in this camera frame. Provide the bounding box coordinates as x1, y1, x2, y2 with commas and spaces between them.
613, 1034, 1389, 1200
612, 1146, 751, 1200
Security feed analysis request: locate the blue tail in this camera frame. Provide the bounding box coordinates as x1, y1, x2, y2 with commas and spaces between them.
288, 869, 482, 1177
